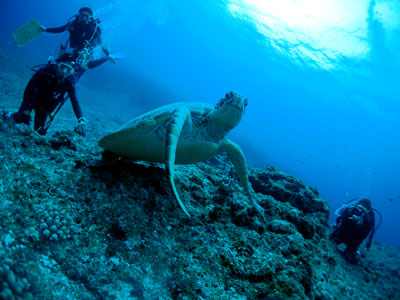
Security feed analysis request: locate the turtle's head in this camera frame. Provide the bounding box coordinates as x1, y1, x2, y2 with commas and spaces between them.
212, 91, 248, 131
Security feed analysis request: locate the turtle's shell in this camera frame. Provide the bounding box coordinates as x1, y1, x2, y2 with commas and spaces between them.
99, 102, 224, 164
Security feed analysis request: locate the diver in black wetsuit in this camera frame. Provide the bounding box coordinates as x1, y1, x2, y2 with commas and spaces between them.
330, 198, 375, 262
11, 54, 86, 136
40, 6, 116, 80
42, 7, 106, 55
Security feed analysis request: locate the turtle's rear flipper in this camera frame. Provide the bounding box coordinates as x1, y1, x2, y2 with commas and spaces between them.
88, 150, 120, 167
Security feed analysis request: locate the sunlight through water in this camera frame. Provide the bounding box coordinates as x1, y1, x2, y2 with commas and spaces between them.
225, 0, 373, 69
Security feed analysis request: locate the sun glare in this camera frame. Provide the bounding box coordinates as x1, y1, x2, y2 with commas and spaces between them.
226, 0, 371, 69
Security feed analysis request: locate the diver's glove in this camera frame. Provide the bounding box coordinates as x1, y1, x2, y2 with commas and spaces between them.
74, 117, 87, 136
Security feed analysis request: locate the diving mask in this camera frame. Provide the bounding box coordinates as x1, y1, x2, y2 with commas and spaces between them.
79, 12, 92, 24
58, 62, 75, 77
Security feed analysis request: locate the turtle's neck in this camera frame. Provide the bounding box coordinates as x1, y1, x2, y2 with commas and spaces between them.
206, 112, 233, 143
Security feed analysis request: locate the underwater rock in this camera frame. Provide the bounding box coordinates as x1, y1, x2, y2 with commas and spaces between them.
1, 105, 400, 300
249, 166, 330, 216
267, 219, 297, 235
49, 131, 78, 151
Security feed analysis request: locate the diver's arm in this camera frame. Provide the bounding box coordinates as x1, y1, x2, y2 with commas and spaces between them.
87, 53, 116, 69
44, 23, 70, 33
87, 58, 108, 69
365, 211, 375, 249
365, 226, 374, 249
67, 82, 83, 119
102, 46, 110, 56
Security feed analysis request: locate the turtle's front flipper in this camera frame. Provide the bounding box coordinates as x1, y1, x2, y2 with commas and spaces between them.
165, 107, 191, 217
220, 139, 264, 216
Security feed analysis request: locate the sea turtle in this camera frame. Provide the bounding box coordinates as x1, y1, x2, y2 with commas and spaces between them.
97, 91, 262, 216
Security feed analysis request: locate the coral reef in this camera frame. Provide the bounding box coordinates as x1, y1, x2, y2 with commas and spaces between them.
35, 204, 81, 242
0, 255, 33, 300
0, 45, 399, 300
0, 112, 399, 300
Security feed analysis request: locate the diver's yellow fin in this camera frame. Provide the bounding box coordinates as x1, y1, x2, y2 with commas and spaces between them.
13, 19, 42, 47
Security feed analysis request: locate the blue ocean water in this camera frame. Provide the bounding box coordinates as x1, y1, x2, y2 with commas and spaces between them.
1, 0, 399, 247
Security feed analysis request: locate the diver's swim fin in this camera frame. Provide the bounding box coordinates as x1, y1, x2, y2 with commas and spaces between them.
13, 19, 42, 47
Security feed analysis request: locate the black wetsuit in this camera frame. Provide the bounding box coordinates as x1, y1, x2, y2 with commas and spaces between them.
45, 17, 103, 52
16, 64, 83, 134
45, 18, 110, 82
330, 204, 375, 255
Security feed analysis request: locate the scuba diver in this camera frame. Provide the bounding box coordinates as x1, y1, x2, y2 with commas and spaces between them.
10, 53, 86, 136
41, 7, 108, 56
40, 6, 116, 81
330, 198, 381, 262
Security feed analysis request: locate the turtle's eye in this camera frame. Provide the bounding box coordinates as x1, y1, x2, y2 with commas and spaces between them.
244, 98, 248, 106
225, 91, 234, 99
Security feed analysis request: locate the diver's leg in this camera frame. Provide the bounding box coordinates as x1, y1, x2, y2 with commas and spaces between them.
11, 84, 36, 125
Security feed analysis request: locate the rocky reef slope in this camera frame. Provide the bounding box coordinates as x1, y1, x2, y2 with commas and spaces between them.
0, 113, 399, 300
